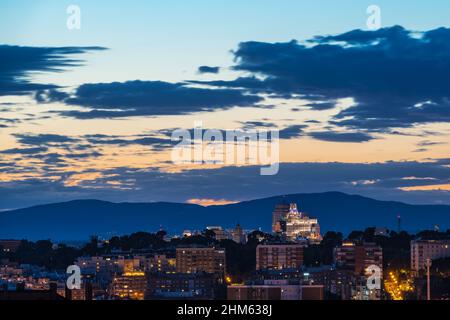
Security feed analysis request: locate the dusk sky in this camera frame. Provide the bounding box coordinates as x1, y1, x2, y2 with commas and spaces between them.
1, 0, 450, 210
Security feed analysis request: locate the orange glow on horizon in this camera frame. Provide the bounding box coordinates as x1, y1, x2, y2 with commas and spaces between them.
186, 198, 240, 206
399, 184, 450, 191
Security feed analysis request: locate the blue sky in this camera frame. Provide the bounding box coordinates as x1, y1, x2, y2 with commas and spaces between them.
1, 1, 450, 210
2, 0, 450, 84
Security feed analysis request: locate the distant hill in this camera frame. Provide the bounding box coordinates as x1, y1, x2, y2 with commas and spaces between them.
0, 192, 449, 240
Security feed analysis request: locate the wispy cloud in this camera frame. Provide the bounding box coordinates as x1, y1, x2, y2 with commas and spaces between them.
0, 45, 106, 96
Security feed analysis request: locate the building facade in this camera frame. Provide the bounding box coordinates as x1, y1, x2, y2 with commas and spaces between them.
230, 224, 247, 244
334, 242, 383, 300
272, 202, 290, 233
110, 271, 147, 300
256, 243, 304, 270
410, 239, 450, 273
284, 203, 321, 242
334, 242, 383, 275
228, 285, 282, 300
147, 272, 215, 299
272, 202, 322, 242
176, 247, 226, 278
228, 281, 322, 300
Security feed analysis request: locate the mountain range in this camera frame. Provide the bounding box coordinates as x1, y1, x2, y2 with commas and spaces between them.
0, 192, 449, 241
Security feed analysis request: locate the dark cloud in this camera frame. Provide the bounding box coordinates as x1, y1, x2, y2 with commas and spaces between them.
309, 131, 375, 143
33, 153, 66, 165
159, 124, 373, 144
0, 147, 48, 155
64, 151, 103, 159
13, 133, 79, 146
0, 45, 106, 96
56, 80, 263, 118
417, 140, 447, 147
189, 76, 276, 93
84, 134, 174, 151
35, 89, 70, 103
196, 26, 450, 131
279, 125, 306, 139
197, 66, 220, 74
238, 121, 276, 130
305, 101, 336, 111
6, 132, 176, 155
0, 117, 21, 128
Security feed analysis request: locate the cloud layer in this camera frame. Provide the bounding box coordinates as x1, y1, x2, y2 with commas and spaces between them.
57, 80, 263, 118
197, 26, 450, 131
1, 160, 449, 210
0, 45, 105, 96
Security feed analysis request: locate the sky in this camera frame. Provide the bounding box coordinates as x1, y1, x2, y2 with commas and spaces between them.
0, 0, 450, 210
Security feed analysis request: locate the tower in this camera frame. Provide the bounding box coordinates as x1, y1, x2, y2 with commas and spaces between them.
287, 203, 300, 218
272, 200, 290, 233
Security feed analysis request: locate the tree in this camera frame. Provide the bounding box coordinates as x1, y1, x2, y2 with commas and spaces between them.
347, 230, 364, 243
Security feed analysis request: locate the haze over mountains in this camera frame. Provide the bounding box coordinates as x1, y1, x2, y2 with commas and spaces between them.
0, 192, 449, 241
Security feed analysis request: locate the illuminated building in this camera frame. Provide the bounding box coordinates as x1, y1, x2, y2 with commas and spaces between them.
64, 281, 94, 301
255, 268, 303, 281
284, 203, 322, 242
411, 239, 450, 274
256, 243, 304, 270
205, 226, 228, 241
140, 254, 176, 273
334, 242, 383, 300
334, 241, 356, 269
304, 265, 355, 300
351, 275, 381, 300
271, 202, 322, 242
182, 230, 193, 237
110, 271, 146, 300
272, 202, 290, 233
230, 224, 246, 244
227, 280, 322, 300
77, 256, 139, 275
147, 272, 215, 299
176, 247, 226, 278
228, 285, 282, 300
334, 242, 383, 275
354, 243, 383, 277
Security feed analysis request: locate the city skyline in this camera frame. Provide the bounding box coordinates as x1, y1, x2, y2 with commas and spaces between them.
1, 1, 450, 305
1, 1, 450, 211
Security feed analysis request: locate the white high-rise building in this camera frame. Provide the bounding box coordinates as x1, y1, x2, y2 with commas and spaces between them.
411, 239, 450, 274
284, 203, 322, 242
